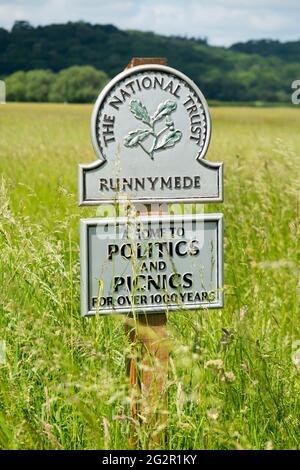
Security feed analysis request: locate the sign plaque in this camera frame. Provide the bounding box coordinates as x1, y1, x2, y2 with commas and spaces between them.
79, 64, 223, 205
79, 62, 224, 317
80, 214, 223, 316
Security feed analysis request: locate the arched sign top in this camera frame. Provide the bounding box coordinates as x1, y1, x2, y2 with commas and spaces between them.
91, 64, 211, 163
79, 64, 223, 206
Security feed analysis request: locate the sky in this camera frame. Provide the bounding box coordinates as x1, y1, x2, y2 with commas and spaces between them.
0, 0, 299, 46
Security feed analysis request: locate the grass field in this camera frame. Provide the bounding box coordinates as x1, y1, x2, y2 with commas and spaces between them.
0, 103, 299, 450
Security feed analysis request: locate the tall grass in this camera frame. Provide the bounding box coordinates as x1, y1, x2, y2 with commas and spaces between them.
0, 103, 299, 449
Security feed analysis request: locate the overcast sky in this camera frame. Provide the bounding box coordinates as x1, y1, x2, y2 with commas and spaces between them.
0, 0, 299, 46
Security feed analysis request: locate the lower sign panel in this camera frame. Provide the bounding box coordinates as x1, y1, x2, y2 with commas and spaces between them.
80, 214, 223, 316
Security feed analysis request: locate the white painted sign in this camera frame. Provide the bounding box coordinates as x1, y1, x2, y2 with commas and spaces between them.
79, 64, 223, 205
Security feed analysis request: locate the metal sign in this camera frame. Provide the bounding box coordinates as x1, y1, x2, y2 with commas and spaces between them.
80, 214, 223, 316
79, 64, 223, 205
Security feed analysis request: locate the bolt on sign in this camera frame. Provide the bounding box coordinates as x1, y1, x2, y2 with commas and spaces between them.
79, 64, 224, 315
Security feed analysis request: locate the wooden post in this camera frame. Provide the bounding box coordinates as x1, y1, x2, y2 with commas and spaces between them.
125, 58, 169, 448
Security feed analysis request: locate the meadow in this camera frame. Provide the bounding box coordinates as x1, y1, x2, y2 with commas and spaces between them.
0, 103, 299, 450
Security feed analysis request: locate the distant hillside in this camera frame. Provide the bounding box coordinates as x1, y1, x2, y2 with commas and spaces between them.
230, 39, 300, 63
1, 21, 299, 103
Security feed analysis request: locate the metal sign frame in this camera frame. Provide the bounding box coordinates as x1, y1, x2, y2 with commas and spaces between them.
80, 213, 224, 316
78, 64, 223, 206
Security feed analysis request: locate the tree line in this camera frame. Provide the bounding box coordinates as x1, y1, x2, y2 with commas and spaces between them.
5, 66, 109, 103
1, 21, 300, 103
230, 39, 300, 63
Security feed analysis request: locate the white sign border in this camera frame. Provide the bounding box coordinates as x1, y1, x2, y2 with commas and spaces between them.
80, 213, 224, 316
79, 64, 223, 206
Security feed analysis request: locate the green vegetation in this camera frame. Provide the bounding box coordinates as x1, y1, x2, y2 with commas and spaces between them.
230, 39, 300, 63
5, 66, 109, 103
1, 21, 300, 103
0, 103, 299, 449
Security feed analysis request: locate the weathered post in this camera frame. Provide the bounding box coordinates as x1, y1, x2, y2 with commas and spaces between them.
125, 58, 169, 448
